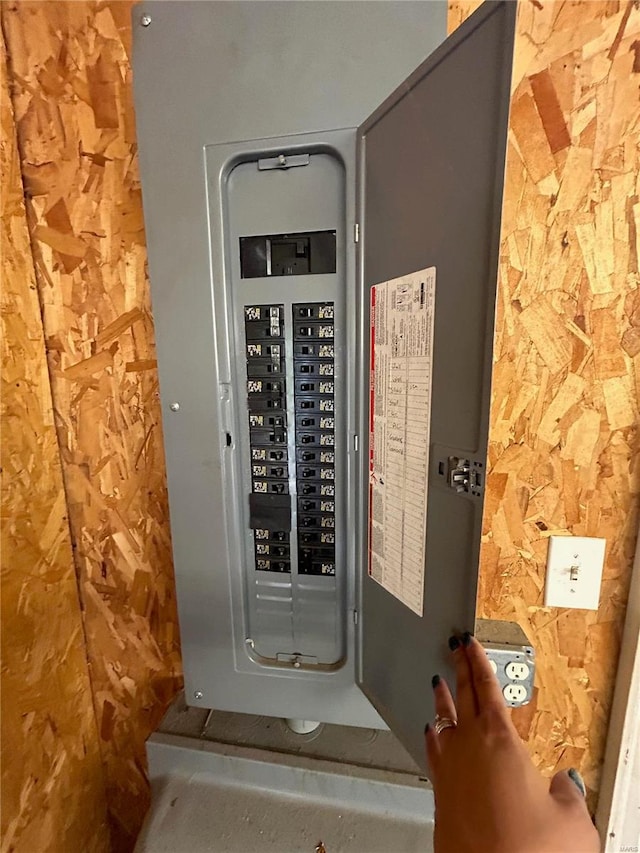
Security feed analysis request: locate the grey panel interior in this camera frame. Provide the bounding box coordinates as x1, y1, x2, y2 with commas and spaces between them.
357, 1, 516, 768
201, 129, 381, 726
225, 152, 345, 665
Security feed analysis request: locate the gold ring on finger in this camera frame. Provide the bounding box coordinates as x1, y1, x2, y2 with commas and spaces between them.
433, 715, 458, 735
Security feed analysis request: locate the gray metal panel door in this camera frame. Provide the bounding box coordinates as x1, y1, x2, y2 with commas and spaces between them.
357, 1, 516, 769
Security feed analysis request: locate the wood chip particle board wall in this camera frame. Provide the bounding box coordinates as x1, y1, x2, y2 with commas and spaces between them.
1, 30, 109, 853
2, 0, 639, 848
1, 1, 182, 849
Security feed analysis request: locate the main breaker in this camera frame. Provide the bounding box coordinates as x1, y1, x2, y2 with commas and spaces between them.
133, 1, 516, 768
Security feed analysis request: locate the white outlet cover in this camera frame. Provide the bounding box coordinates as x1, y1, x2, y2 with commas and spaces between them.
503, 683, 527, 703
505, 661, 530, 681
544, 536, 606, 610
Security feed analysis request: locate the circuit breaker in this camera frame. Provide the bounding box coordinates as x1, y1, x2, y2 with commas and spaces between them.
243, 296, 341, 664
133, 1, 516, 769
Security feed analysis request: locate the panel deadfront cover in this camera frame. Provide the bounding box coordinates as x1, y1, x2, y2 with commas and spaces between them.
357, 1, 516, 769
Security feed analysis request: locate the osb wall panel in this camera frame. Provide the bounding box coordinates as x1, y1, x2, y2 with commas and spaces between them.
1, 2, 183, 848
451, 1, 640, 807
0, 32, 109, 853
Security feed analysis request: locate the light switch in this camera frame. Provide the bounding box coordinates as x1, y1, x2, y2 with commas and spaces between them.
544, 536, 606, 610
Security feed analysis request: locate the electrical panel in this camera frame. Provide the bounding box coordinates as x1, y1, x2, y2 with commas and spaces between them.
133, 1, 516, 770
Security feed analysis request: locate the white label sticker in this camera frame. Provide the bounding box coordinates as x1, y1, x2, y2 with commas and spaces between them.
368, 267, 436, 617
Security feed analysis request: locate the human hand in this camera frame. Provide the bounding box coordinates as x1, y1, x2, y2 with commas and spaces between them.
425, 633, 601, 853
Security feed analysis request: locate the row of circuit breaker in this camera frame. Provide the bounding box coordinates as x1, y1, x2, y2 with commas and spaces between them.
244, 303, 336, 576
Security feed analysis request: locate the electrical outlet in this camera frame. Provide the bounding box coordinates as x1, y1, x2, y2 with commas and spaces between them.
505, 661, 530, 681
544, 536, 606, 610
476, 619, 535, 708
503, 683, 527, 703
483, 647, 535, 707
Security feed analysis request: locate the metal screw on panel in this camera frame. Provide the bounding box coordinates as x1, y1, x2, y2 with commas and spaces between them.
194, 690, 203, 700
169, 402, 180, 412
140, 13, 152, 27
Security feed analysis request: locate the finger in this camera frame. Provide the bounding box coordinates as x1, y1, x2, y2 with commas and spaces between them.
550, 769, 588, 809
463, 633, 510, 715
432, 673, 457, 724
450, 635, 477, 722
424, 723, 441, 777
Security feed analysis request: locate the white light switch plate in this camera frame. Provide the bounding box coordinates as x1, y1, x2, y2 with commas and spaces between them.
544, 536, 606, 610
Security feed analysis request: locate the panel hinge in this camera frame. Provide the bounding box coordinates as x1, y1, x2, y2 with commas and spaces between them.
353, 609, 359, 625
354, 223, 360, 243
438, 456, 485, 498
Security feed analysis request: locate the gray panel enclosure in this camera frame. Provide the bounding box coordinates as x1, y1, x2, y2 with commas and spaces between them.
132, 2, 447, 727
357, 2, 515, 768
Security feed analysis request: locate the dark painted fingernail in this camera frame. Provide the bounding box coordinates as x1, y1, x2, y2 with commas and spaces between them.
431, 674, 441, 689
424, 723, 430, 734
462, 631, 473, 648
448, 635, 460, 651
568, 768, 586, 798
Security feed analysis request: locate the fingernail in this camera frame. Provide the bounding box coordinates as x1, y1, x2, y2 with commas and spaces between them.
462, 631, 473, 648
424, 723, 430, 734
568, 768, 586, 798
448, 635, 460, 651
431, 674, 441, 689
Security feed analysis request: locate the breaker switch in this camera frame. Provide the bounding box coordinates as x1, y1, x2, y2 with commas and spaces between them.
244, 303, 289, 573
293, 301, 337, 577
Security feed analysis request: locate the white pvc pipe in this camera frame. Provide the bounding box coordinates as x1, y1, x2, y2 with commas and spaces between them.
285, 718, 321, 735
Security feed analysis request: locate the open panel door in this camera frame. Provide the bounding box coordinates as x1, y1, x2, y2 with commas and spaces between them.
357, 1, 516, 770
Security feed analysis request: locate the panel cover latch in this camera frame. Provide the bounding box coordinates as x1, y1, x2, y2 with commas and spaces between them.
441, 456, 484, 498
